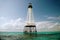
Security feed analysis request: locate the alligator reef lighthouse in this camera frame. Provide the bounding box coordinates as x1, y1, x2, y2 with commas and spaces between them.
24, 3, 37, 35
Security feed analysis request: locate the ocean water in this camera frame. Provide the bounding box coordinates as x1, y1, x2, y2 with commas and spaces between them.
0, 32, 60, 40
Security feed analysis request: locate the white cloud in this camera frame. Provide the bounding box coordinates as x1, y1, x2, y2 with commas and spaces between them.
0, 16, 5, 20
47, 16, 60, 20
0, 18, 25, 32
0, 17, 60, 32
36, 21, 60, 32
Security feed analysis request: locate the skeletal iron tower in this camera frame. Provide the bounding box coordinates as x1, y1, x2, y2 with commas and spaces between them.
24, 3, 37, 34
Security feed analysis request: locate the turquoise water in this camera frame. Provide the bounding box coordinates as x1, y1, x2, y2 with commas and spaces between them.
0, 32, 60, 40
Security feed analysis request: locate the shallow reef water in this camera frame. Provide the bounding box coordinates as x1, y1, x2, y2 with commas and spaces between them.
0, 32, 60, 40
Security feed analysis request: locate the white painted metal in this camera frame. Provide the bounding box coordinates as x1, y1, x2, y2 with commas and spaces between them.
26, 6, 34, 25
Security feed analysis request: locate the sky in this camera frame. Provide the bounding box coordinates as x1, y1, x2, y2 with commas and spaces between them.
0, 0, 60, 32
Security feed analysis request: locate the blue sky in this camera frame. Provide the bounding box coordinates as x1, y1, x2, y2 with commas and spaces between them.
0, 0, 60, 21
0, 0, 60, 32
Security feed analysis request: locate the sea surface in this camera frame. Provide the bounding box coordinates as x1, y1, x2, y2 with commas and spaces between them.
0, 32, 60, 40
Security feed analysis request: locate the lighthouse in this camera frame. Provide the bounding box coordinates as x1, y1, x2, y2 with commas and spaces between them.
24, 3, 37, 34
